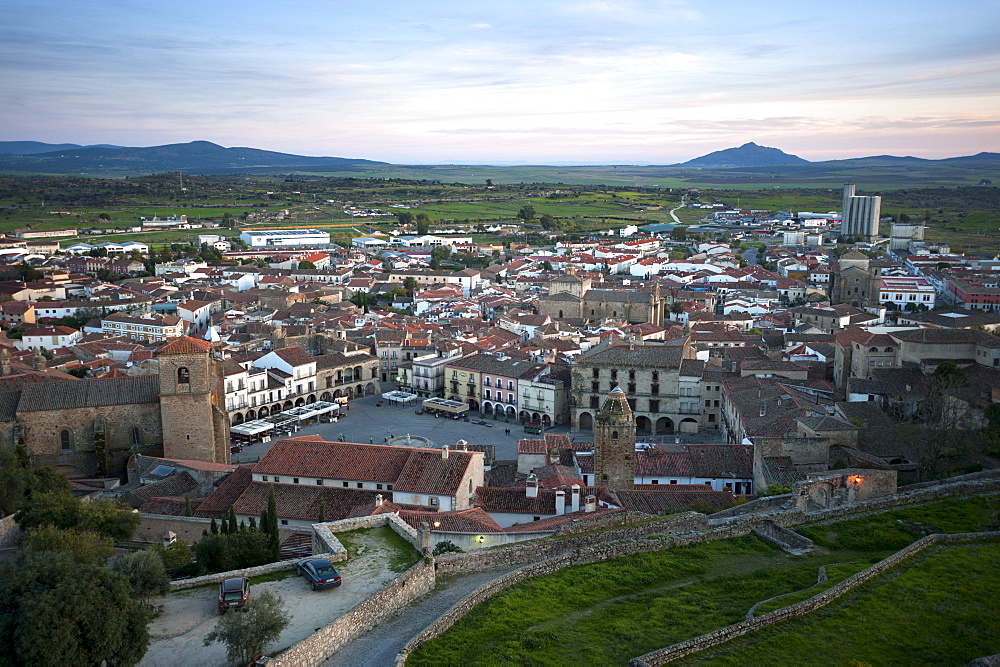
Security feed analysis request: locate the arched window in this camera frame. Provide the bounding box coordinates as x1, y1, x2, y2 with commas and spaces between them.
611, 430, 619, 440
177, 367, 190, 384
60, 429, 72, 451
131, 427, 143, 446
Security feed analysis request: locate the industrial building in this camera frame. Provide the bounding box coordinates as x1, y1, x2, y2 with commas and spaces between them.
841, 184, 881, 241
239, 229, 330, 248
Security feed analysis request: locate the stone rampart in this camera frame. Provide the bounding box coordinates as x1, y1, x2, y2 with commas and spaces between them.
310, 512, 421, 554
629, 531, 1000, 666
434, 512, 708, 575
261, 561, 437, 667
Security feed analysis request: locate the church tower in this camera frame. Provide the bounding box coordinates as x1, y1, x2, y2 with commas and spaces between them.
157, 336, 230, 463
594, 386, 636, 490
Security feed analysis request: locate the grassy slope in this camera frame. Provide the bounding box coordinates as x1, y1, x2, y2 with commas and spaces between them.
689, 542, 1000, 666
409, 496, 999, 666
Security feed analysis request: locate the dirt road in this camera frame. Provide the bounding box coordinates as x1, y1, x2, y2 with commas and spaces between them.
141, 530, 402, 666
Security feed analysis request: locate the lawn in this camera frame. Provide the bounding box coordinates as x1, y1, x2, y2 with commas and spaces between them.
685, 541, 1000, 666
334, 524, 420, 573
409, 496, 999, 666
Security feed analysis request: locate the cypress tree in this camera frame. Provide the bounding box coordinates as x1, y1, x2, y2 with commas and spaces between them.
228, 506, 238, 535
210, 518, 218, 535
183, 494, 193, 517
317, 497, 326, 523
239, 520, 246, 532
249, 516, 257, 531
259, 507, 268, 535
266, 485, 279, 560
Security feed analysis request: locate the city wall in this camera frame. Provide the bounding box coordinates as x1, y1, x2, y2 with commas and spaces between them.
629, 531, 1000, 665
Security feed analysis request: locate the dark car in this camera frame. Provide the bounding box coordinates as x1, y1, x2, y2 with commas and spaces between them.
296, 558, 342, 591
217, 577, 250, 614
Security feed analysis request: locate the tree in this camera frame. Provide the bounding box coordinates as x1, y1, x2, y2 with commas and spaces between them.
430, 245, 450, 270
98, 212, 111, 220
23, 525, 114, 563
395, 211, 413, 226
317, 497, 326, 523
265, 485, 280, 561
222, 211, 236, 229
298, 260, 316, 270
203, 590, 291, 665
0, 552, 151, 666
539, 213, 557, 230
540, 260, 553, 271
485, 178, 493, 187
517, 205, 536, 222
184, 494, 193, 517
670, 226, 688, 241
112, 549, 170, 606
228, 506, 239, 535
415, 213, 430, 235
403, 276, 419, 294
154, 539, 194, 571
210, 518, 219, 535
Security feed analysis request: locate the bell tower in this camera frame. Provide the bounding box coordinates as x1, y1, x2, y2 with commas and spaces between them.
157, 336, 230, 463
594, 386, 636, 490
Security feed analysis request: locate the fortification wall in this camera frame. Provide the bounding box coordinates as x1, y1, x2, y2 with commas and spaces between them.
630, 531, 1000, 666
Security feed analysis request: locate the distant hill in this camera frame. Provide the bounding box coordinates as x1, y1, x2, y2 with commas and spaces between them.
0, 141, 124, 155
677, 142, 809, 167
0, 140, 387, 174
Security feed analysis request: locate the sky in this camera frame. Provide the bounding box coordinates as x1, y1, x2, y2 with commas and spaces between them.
2, 0, 999, 164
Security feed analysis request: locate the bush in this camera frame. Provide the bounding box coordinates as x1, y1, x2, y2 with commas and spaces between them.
193, 530, 274, 574
113, 549, 170, 606
433, 540, 464, 556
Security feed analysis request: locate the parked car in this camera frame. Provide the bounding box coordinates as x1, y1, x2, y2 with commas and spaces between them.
296, 558, 342, 591
217, 577, 250, 614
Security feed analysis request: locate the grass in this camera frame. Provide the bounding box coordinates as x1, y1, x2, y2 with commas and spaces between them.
796, 495, 1000, 552
684, 541, 1000, 666
334, 524, 420, 573
409, 497, 1000, 665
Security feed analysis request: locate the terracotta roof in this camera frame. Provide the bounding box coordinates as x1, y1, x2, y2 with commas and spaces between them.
158, 336, 213, 355
615, 488, 736, 513
272, 345, 314, 367
255, 438, 416, 483
399, 507, 504, 533
393, 449, 479, 496
227, 481, 383, 521
475, 485, 615, 514
17, 374, 159, 411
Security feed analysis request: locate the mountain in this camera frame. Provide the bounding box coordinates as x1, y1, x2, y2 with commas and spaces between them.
0, 140, 386, 174
677, 142, 809, 167
0, 141, 124, 155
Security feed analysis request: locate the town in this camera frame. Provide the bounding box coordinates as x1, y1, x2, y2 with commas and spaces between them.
0, 176, 998, 665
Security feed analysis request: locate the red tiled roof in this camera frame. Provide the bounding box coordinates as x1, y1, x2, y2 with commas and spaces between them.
475, 485, 615, 514
399, 507, 503, 533
393, 450, 479, 496
615, 488, 736, 513
254, 438, 415, 483
158, 336, 212, 355
229, 482, 383, 521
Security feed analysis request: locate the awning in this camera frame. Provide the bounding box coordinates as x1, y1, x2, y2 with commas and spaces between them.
230, 420, 276, 436
382, 390, 419, 403
421, 397, 469, 414
278, 401, 339, 421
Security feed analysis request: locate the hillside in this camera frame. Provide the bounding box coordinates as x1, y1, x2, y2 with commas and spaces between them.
0, 140, 386, 175
677, 142, 809, 167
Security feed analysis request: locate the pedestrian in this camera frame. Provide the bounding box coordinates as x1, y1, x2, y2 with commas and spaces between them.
369, 436, 373, 444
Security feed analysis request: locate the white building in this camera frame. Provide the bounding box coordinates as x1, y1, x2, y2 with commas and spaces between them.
240, 229, 330, 248
878, 277, 936, 310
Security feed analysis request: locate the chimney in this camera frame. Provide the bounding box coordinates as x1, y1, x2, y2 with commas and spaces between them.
526, 473, 539, 498
585, 495, 597, 513
441, 444, 449, 459
571, 484, 581, 512
548, 446, 560, 465
759, 402, 766, 417
32, 352, 45, 371
555, 490, 566, 515
375, 494, 383, 507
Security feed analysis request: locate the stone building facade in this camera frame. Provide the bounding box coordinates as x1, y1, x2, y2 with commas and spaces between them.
570, 337, 702, 435
593, 386, 636, 490
538, 270, 665, 324
9, 335, 228, 478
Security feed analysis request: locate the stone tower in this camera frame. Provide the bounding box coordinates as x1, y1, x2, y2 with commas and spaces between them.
157, 336, 230, 463
594, 386, 636, 490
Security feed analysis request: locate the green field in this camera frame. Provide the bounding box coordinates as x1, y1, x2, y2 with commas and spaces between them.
686, 541, 1000, 666
409, 496, 1000, 666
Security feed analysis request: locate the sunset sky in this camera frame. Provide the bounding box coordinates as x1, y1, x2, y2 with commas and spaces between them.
2, 0, 998, 164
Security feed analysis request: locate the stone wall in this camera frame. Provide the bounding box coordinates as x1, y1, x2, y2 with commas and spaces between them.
630, 531, 1000, 666
0, 513, 23, 549
752, 520, 814, 552
262, 561, 437, 667
434, 511, 709, 575
311, 512, 422, 553
170, 554, 340, 591
135, 514, 300, 547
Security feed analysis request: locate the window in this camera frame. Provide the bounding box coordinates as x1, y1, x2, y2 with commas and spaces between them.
316, 479, 323, 486
590, 395, 599, 409
342, 481, 349, 487
357, 482, 363, 488
670, 480, 677, 484
430, 497, 438, 506
388, 484, 393, 490
508, 381, 514, 390
177, 367, 190, 384
281, 519, 288, 525
508, 393, 514, 403
708, 414, 716, 422
485, 389, 491, 400
651, 479, 659, 484
610, 370, 617, 381
273, 477, 280, 483
592, 381, 599, 392
484, 376, 491, 386
705, 400, 711, 406
649, 399, 659, 413
293, 478, 299, 484
592, 368, 599, 378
